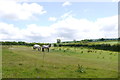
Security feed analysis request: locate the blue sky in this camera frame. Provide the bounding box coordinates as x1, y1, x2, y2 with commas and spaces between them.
0, 1, 118, 43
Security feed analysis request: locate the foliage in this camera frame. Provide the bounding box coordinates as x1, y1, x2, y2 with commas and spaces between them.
57, 39, 61, 43
0, 41, 49, 46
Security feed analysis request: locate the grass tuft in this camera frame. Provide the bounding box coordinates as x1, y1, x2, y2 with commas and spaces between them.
76, 64, 86, 73
35, 68, 40, 73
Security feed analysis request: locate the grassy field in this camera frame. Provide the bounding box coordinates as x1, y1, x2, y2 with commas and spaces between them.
90, 41, 118, 45
0, 45, 2, 79
2, 45, 118, 78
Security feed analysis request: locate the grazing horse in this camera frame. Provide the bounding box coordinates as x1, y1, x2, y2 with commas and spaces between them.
33, 44, 41, 51
42, 44, 51, 52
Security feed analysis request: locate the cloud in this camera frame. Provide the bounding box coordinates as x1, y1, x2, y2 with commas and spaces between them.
61, 11, 73, 19
48, 17, 57, 21
96, 16, 117, 32
62, 1, 71, 7
0, 22, 24, 41
95, 16, 118, 38
112, 0, 120, 2
52, 16, 102, 40
0, 1, 46, 20
0, 15, 118, 43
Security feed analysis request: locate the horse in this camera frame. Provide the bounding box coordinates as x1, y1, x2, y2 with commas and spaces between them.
33, 44, 41, 51
42, 44, 51, 52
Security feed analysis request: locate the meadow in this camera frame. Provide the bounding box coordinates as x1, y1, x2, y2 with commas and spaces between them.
90, 41, 118, 45
2, 45, 118, 78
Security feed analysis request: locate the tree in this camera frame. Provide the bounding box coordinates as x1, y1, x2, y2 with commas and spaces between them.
57, 39, 61, 43
18, 41, 26, 45
118, 37, 120, 41
99, 38, 105, 41
73, 39, 76, 43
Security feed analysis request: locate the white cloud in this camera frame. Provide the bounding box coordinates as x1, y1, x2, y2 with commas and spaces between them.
48, 17, 57, 21
0, 1, 46, 20
0, 22, 25, 41
62, 1, 71, 7
95, 15, 118, 38
0, 15, 118, 42
61, 11, 73, 19
112, 0, 120, 2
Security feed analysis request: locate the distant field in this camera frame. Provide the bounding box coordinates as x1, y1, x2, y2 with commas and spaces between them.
2, 45, 118, 78
90, 41, 118, 45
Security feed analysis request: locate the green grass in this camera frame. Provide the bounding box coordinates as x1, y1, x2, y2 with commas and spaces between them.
90, 41, 118, 45
2, 45, 118, 78
0, 45, 2, 79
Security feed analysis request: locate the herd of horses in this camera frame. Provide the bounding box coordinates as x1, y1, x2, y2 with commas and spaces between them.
33, 44, 51, 52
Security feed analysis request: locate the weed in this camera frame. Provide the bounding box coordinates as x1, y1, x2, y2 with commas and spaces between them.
109, 53, 112, 55
66, 48, 69, 50
19, 63, 22, 66
35, 68, 40, 73
76, 64, 86, 73
63, 67, 66, 69
102, 57, 104, 59
63, 50, 66, 52
88, 50, 92, 53
81, 51, 83, 53
59, 48, 61, 50
41, 65, 44, 67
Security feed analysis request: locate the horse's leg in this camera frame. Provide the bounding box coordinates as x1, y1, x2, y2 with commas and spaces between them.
33, 47, 36, 50
38, 47, 40, 51
42, 48, 44, 52
40, 47, 41, 51
48, 48, 49, 52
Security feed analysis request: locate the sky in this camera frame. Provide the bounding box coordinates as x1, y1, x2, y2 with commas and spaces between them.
0, 0, 119, 43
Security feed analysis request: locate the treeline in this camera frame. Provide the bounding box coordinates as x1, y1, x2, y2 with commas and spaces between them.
62, 38, 119, 43
54, 43, 120, 52
0, 41, 49, 46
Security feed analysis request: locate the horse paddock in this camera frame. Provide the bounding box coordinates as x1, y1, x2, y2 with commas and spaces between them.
2, 45, 118, 78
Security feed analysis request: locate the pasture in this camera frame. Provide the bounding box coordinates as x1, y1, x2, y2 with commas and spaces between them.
2, 45, 118, 78
90, 41, 118, 45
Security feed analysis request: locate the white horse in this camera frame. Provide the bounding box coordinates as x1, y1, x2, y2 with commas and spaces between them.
33, 44, 41, 51
42, 44, 51, 52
